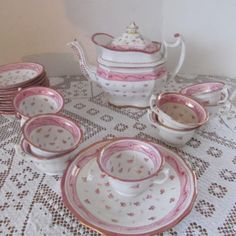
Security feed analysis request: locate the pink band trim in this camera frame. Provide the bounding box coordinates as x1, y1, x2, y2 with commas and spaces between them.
97, 66, 166, 82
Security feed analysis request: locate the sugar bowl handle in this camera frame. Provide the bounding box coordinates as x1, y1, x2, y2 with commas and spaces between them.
163, 33, 186, 81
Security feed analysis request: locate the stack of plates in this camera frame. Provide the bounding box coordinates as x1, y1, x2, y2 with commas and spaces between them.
0, 62, 49, 115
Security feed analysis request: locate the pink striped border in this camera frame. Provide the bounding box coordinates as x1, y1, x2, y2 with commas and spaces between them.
97, 66, 166, 82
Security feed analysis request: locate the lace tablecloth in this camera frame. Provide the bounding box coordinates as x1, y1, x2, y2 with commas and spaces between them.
0, 74, 236, 236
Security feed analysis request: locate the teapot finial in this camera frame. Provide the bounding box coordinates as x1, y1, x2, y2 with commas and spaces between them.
126, 22, 139, 34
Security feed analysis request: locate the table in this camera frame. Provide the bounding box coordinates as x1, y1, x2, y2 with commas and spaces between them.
0, 74, 236, 236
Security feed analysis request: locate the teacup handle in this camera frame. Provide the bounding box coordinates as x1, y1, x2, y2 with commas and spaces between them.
15, 112, 22, 119
217, 87, 229, 105
153, 167, 170, 185
147, 109, 159, 129
149, 95, 161, 115
15, 138, 33, 161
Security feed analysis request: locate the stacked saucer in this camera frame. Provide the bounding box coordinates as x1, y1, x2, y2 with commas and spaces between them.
0, 62, 49, 114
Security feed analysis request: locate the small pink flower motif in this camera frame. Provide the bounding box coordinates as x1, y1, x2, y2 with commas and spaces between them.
127, 212, 134, 217
136, 169, 142, 174
120, 202, 127, 207
104, 182, 110, 187
95, 188, 100, 194
148, 216, 156, 221
160, 189, 165, 194
105, 205, 111, 210
169, 197, 175, 203
149, 205, 155, 210
111, 219, 119, 223
100, 173, 106, 178
169, 175, 175, 180
177, 136, 183, 140
116, 154, 122, 159
84, 199, 91, 204
146, 194, 152, 199
133, 201, 140, 206
149, 183, 154, 188
108, 193, 114, 199
127, 159, 134, 163
36, 128, 42, 133
81, 177, 87, 183
130, 184, 140, 189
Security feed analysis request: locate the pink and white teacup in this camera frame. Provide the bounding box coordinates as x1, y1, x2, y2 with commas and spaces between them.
21, 139, 78, 176
150, 92, 208, 130
13, 86, 64, 126
180, 82, 229, 106
97, 138, 170, 197
22, 114, 83, 158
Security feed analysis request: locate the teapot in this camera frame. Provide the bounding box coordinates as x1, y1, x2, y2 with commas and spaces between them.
68, 22, 185, 108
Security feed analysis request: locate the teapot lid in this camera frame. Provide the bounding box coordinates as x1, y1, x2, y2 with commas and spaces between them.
109, 22, 159, 53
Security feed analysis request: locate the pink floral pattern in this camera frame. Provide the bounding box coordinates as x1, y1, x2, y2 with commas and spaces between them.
14, 87, 63, 117
61, 140, 197, 235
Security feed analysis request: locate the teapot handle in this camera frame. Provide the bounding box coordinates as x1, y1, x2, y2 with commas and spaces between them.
163, 33, 186, 82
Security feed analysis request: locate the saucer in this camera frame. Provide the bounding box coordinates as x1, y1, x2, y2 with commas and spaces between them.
61, 139, 197, 236
0, 62, 44, 88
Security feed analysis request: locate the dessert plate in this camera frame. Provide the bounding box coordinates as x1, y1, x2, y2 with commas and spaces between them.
61, 139, 197, 236
0, 62, 44, 88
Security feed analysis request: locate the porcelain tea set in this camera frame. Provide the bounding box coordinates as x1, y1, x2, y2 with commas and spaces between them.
8, 22, 229, 235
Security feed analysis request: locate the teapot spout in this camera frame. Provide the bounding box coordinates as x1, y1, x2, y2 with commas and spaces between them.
67, 39, 97, 83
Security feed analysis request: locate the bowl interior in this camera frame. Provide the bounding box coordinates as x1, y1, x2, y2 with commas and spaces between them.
14, 87, 63, 117
24, 115, 81, 152
99, 139, 162, 181
181, 82, 224, 96
157, 93, 206, 124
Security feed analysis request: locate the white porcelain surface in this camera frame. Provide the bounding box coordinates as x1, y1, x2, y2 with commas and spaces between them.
98, 139, 169, 197
147, 110, 196, 147
61, 140, 197, 236
21, 139, 77, 176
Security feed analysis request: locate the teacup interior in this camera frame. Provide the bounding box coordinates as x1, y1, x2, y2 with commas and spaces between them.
105, 150, 156, 180
30, 125, 74, 152
19, 95, 59, 116
160, 102, 198, 124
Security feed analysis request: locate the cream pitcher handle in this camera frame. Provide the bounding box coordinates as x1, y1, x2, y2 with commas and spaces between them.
163, 33, 186, 82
